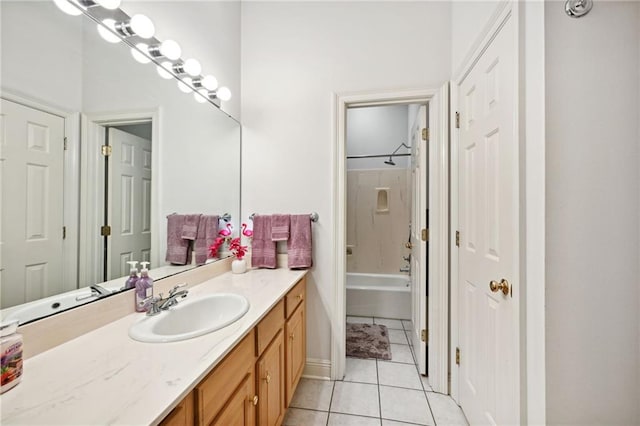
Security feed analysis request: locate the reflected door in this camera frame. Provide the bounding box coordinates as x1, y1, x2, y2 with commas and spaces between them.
107, 127, 152, 279
458, 15, 519, 425
0, 99, 65, 307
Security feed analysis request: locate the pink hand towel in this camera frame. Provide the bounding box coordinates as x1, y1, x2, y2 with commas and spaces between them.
195, 215, 219, 265
288, 214, 312, 269
251, 215, 277, 269
181, 214, 202, 240
271, 214, 290, 241
166, 214, 190, 265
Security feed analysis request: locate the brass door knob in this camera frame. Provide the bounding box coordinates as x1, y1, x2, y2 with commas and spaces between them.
489, 279, 510, 296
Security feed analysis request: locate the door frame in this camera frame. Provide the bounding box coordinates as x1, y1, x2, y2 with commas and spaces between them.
449, 1, 546, 423
79, 109, 160, 287
331, 87, 450, 393
0, 90, 81, 294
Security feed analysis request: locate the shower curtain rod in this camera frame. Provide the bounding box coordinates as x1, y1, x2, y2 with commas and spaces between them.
346, 153, 411, 159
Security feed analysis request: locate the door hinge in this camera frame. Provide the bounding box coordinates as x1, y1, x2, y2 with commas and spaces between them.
455, 231, 460, 247
100, 225, 111, 237
421, 228, 429, 242
455, 111, 460, 129
422, 128, 429, 141
62, 226, 66, 239
421, 329, 428, 342
101, 144, 112, 157
63, 137, 68, 151
456, 347, 460, 365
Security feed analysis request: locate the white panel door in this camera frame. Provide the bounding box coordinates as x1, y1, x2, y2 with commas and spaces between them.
108, 128, 151, 279
0, 99, 65, 308
411, 105, 428, 374
458, 15, 519, 425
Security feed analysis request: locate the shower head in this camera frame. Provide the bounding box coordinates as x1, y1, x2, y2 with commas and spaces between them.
384, 156, 396, 166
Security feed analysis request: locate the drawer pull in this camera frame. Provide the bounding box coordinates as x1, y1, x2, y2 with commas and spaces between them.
252, 395, 259, 406
264, 373, 271, 384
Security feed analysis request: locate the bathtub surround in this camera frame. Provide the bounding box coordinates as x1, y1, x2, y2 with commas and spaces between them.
347, 169, 411, 274
345, 323, 391, 361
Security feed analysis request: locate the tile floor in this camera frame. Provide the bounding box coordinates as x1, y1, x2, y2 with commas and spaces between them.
284, 316, 468, 426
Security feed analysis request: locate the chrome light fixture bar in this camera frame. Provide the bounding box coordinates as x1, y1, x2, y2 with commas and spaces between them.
51, 0, 231, 107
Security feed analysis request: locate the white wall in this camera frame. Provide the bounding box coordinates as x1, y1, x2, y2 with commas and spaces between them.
545, 2, 640, 424
347, 105, 409, 170
451, 1, 501, 75
241, 1, 451, 364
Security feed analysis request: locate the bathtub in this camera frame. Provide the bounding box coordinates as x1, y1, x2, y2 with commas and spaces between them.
346, 273, 411, 320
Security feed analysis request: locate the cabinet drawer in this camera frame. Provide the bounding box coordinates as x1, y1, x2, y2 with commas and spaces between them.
285, 277, 306, 319
256, 299, 284, 356
196, 330, 255, 426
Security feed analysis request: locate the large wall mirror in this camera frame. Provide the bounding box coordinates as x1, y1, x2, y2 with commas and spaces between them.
0, 1, 241, 324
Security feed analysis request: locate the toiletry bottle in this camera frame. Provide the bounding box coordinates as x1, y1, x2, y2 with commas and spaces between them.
1, 320, 23, 394
135, 262, 154, 312
124, 261, 139, 290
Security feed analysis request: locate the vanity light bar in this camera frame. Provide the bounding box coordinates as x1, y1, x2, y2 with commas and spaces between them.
52, 0, 231, 106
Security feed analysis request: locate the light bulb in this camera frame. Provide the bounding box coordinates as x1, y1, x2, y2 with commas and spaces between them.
194, 89, 208, 103
159, 40, 181, 61
95, 0, 121, 9
183, 58, 201, 77
98, 19, 121, 43
201, 75, 218, 91
53, 0, 83, 16
131, 43, 151, 64
177, 78, 193, 93
129, 14, 155, 39
216, 87, 232, 101
157, 62, 173, 79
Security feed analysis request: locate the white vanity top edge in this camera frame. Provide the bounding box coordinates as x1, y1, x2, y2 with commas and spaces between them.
0, 268, 307, 425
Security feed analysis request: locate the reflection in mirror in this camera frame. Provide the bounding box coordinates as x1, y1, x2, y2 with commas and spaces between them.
0, 1, 241, 324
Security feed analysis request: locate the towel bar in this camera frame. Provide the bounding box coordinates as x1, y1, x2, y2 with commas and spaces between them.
249, 212, 319, 222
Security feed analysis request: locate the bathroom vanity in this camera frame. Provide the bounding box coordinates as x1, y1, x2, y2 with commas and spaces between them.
0, 268, 307, 425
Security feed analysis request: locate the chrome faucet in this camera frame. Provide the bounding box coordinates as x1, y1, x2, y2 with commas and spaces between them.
159, 284, 189, 310
90, 284, 112, 297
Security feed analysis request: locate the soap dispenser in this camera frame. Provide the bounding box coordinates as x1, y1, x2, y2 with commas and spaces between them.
135, 262, 154, 312
124, 261, 139, 290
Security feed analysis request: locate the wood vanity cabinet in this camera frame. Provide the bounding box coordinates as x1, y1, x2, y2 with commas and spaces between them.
284, 278, 306, 407
160, 276, 307, 426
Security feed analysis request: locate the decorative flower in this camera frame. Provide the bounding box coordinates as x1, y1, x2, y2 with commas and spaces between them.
228, 237, 248, 260
208, 236, 226, 258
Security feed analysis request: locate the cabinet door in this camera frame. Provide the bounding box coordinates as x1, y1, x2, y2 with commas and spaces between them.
160, 391, 195, 426
257, 329, 285, 426
212, 373, 255, 426
285, 304, 306, 407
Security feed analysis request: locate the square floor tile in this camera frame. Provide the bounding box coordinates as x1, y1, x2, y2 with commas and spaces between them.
344, 358, 378, 384
328, 412, 381, 425
347, 316, 374, 324
290, 378, 334, 411
420, 375, 433, 391
379, 386, 434, 425
389, 344, 414, 364
284, 408, 329, 425
374, 318, 404, 329
388, 329, 408, 345
377, 361, 422, 390
401, 320, 413, 331
405, 331, 414, 347
426, 392, 468, 425
330, 381, 380, 418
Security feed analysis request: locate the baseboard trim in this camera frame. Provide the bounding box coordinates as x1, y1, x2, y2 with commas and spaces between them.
303, 358, 331, 380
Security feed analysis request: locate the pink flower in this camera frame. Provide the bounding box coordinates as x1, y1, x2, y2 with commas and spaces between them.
228, 237, 248, 260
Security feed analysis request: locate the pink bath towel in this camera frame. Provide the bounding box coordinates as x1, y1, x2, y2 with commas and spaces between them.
288, 214, 312, 269
195, 215, 219, 265
251, 215, 277, 269
271, 214, 290, 241
166, 214, 190, 265
181, 214, 202, 240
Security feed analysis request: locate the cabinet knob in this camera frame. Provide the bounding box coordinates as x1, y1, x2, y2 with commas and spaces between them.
264, 372, 271, 384
290, 333, 295, 340
252, 395, 258, 406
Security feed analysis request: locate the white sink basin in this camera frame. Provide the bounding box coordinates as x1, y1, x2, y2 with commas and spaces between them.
129, 293, 250, 343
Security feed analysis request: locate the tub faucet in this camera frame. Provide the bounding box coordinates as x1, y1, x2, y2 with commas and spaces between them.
400, 255, 411, 273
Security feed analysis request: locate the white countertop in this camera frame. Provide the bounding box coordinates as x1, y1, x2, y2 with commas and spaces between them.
1, 268, 307, 425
